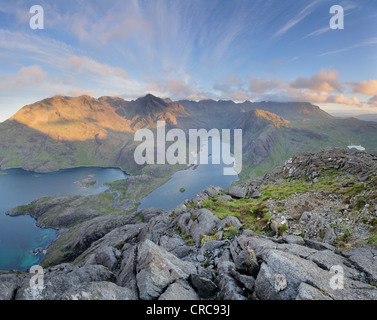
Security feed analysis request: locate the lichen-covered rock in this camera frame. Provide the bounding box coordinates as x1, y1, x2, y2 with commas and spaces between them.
341, 246, 377, 285
0, 274, 25, 300
296, 283, 332, 300
190, 274, 218, 298
62, 281, 136, 300
234, 246, 258, 277
189, 209, 220, 246
254, 250, 377, 300
227, 186, 247, 199
15, 264, 115, 300
158, 280, 199, 300
136, 239, 198, 300
217, 215, 242, 231
204, 186, 222, 197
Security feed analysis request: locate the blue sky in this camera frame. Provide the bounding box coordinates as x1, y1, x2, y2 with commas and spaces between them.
0, 0, 377, 121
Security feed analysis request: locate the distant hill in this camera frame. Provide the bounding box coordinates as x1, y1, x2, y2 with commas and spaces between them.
351, 114, 377, 122
1, 94, 377, 180
240, 101, 333, 121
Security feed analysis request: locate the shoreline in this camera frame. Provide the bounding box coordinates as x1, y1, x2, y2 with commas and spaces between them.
1, 164, 185, 271
0, 165, 131, 176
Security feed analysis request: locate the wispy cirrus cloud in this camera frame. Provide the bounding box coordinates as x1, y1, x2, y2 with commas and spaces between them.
273, 0, 320, 38
0, 0, 376, 120
320, 37, 377, 56
0, 28, 148, 115
303, 26, 330, 39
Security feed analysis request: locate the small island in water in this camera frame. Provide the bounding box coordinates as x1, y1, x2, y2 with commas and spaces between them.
74, 174, 97, 188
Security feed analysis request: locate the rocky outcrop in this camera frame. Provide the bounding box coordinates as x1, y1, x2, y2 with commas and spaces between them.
2, 148, 377, 300
2, 206, 376, 300
15, 264, 115, 300
62, 281, 135, 300
136, 239, 198, 300
282, 148, 377, 180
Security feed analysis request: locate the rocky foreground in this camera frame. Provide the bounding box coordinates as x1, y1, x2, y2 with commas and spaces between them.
1, 148, 377, 300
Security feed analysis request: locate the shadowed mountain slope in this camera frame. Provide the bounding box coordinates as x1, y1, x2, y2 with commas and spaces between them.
1, 94, 376, 179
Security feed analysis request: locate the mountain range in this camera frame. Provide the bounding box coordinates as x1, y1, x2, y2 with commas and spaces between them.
1, 94, 377, 180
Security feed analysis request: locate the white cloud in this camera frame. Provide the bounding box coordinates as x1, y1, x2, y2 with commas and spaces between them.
0, 65, 47, 90
369, 95, 377, 105
249, 77, 284, 94
349, 79, 377, 95
144, 77, 209, 101
273, 1, 319, 38
290, 69, 341, 92
320, 37, 377, 56
303, 26, 330, 39
329, 94, 360, 105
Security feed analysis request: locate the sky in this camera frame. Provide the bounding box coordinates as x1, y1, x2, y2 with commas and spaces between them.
0, 0, 377, 122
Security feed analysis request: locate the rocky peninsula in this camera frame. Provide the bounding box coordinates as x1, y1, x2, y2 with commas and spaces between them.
1, 148, 376, 300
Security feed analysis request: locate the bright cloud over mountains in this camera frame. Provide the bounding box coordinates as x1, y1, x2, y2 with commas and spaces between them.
0, 0, 376, 121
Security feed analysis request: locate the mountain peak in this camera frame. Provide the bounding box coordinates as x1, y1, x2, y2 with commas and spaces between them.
136, 93, 173, 106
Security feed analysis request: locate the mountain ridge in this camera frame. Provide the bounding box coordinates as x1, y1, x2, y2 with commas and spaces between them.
1, 93, 376, 180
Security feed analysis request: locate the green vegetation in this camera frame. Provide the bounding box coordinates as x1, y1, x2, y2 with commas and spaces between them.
185, 239, 195, 246
12, 190, 143, 267
179, 188, 186, 193
202, 167, 377, 246
239, 116, 377, 182
278, 224, 288, 236
201, 234, 220, 246
337, 229, 352, 249
105, 164, 186, 206
223, 226, 238, 238
179, 231, 196, 246
202, 197, 270, 233
16, 204, 34, 214
368, 218, 377, 246
86, 180, 97, 187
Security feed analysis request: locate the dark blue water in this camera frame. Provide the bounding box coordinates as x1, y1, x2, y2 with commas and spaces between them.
138, 162, 238, 211
0, 137, 239, 271
0, 167, 128, 271
139, 137, 239, 210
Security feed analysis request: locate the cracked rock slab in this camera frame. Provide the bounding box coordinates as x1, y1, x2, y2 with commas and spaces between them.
136, 239, 198, 300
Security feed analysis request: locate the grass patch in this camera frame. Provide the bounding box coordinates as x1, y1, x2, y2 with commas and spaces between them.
201, 197, 269, 232
201, 234, 220, 246
16, 203, 34, 214
223, 226, 238, 239
337, 229, 352, 249
261, 181, 312, 200
278, 224, 288, 236
367, 218, 377, 247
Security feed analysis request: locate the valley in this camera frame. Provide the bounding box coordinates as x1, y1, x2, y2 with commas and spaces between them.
1, 94, 377, 300
1, 94, 377, 181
